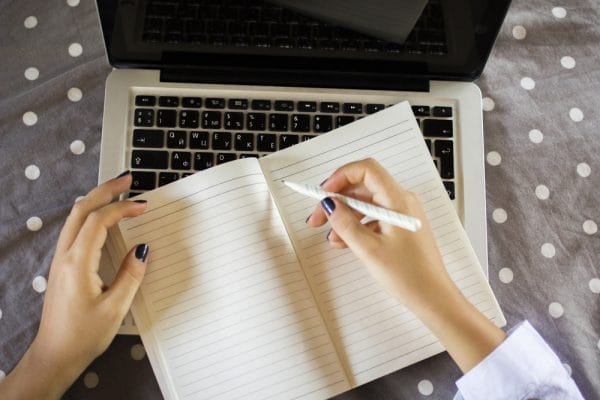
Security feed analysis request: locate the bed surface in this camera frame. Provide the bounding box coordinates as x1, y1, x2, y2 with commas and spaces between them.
0, 0, 598, 398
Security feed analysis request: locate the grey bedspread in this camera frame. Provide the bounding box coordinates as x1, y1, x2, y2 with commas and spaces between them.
1, 0, 598, 399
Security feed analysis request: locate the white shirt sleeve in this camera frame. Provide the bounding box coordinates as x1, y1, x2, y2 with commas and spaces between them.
453, 320, 584, 400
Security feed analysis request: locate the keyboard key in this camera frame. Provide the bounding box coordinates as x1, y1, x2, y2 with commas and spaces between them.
217, 153, 237, 164
159, 96, 179, 107
269, 114, 288, 131
343, 103, 362, 114
302, 135, 316, 141
132, 129, 164, 148
320, 102, 340, 113
205, 98, 226, 108
135, 95, 156, 107
313, 115, 332, 132
247, 113, 266, 130
279, 134, 299, 149
128, 192, 142, 198
228, 98, 248, 109
366, 104, 385, 114
257, 134, 277, 152
239, 154, 259, 159
171, 151, 191, 170
179, 110, 199, 128
167, 130, 187, 148
422, 119, 453, 137
134, 109, 154, 127
201, 111, 222, 129
182, 173, 194, 178
274, 100, 294, 111
435, 140, 454, 179
251, 99, 271, 110
291, 114, 310, 132
298, 101, 317, 112
432, 106, 452, 117
443, 181, 455, 200
190, 131, 209, 149
182, 97, 202, 108
131, 171, 156, 190
224, 112, 244, 130
212, 132, 232, 150
159, 172, 179, 187
194, 152, 214, 170
425, 139, 432, 154
411, 105, 430, 116
235, 133, 254, 151
157, 109, 177, 127
131, 150, 168, 169
335, 115, 354, 128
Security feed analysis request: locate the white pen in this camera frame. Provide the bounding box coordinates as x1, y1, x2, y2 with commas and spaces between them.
282, 180, 422, 232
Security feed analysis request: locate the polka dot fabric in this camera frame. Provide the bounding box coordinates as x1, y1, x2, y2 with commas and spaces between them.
0, 1, 598, 400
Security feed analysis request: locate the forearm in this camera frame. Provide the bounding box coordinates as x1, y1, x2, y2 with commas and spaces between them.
412, 280, 506, 373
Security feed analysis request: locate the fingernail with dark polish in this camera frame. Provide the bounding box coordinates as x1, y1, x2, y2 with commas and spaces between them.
134, 200, 147, 204
305, 214, 311, 224
319, 178, 328, 186
135, 244, 149, 262
321, 197, 335, 216
116, 170, 131, 179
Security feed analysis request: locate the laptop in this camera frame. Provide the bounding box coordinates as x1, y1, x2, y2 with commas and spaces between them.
95, 0, 511, 334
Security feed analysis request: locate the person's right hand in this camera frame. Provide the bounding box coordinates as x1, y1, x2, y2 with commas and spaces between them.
306, 157, 460, 311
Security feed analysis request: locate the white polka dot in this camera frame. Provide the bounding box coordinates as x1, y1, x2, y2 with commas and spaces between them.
583, 220, 597, 235
22, 111, 38, 126
75, 195, 85, 203
83, 371, 99, 389
25, 165, 40, 180
535, 185, 550, 200
67, 87, 83, 102
70, 140, 86, 155
520, 77, 535, 90
563, 363, 572, 376
548, 302, 564, 318
499, 267, 514, 284
529, 129, 543, 143
486, 151, 501, 166
24, 16, 38, 29
492, 208, 507, 223
26, 216, 43, 231
588, 278, 600, 294
67, 0, 80, 6
32, 276, 47, 293
541, 243, 556, 258
569, 107, 584, 122
417, 379, 434, 396
512, 25, 527, 40
560, 56, 576, 69
597, 339, 600, 351
130, 344, 146, 360
24, 67, 39, 81
68, 43, 83, 57
0, 307, 2, 320
0, 370, 5, 381
552, 7, 567, 19
576, 162, 591, 177
482, 97, 495, 111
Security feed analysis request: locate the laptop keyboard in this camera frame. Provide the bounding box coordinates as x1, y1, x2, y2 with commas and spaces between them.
130, 96, 456, 200
142, 0, 447, 56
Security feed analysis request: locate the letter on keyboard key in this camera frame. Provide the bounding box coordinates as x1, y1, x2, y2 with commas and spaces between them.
131, 150, 168, 169
131, 171, 156, 190
194, 152, 214, 170
224, 112, 244, 130
171, 152, 191, 170
159, 172, 179, 187
291, 114, 310, 132
157, 109, 177, 127
235, 133, 254, 151
279, 134, 299, 149
190, 131, 209, 149
202, 111, 222, 129
422, 119, 453, 137
167, 130, 187, 148
212, 132, 232, 150
217, 153, 237, 164
179, 110, 199, 128
335, 115, 354, 127
247, 113, 266, 130
134, 109, 154, 127
269, 114, 288, 131
133, 129, 164, 148
313, 115, 332, 133
257, 134, 277, 152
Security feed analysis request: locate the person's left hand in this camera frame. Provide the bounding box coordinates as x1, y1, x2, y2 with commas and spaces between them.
0, 172, 149, 400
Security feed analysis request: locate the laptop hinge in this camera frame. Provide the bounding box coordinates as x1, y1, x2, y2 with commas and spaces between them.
160, 68, 430, 92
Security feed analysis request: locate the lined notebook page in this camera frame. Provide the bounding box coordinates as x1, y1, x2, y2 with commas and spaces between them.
118, 159, 349, 400
261, 102, 506, 386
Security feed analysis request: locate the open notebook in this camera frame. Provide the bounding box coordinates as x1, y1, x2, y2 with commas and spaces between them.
107, 101, 505, 400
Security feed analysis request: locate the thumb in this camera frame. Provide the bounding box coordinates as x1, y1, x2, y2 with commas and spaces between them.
321, 197, 377, 256
106, 244, 149, 314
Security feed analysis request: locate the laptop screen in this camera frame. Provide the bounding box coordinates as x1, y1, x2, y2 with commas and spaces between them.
97, 0, 511, 86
